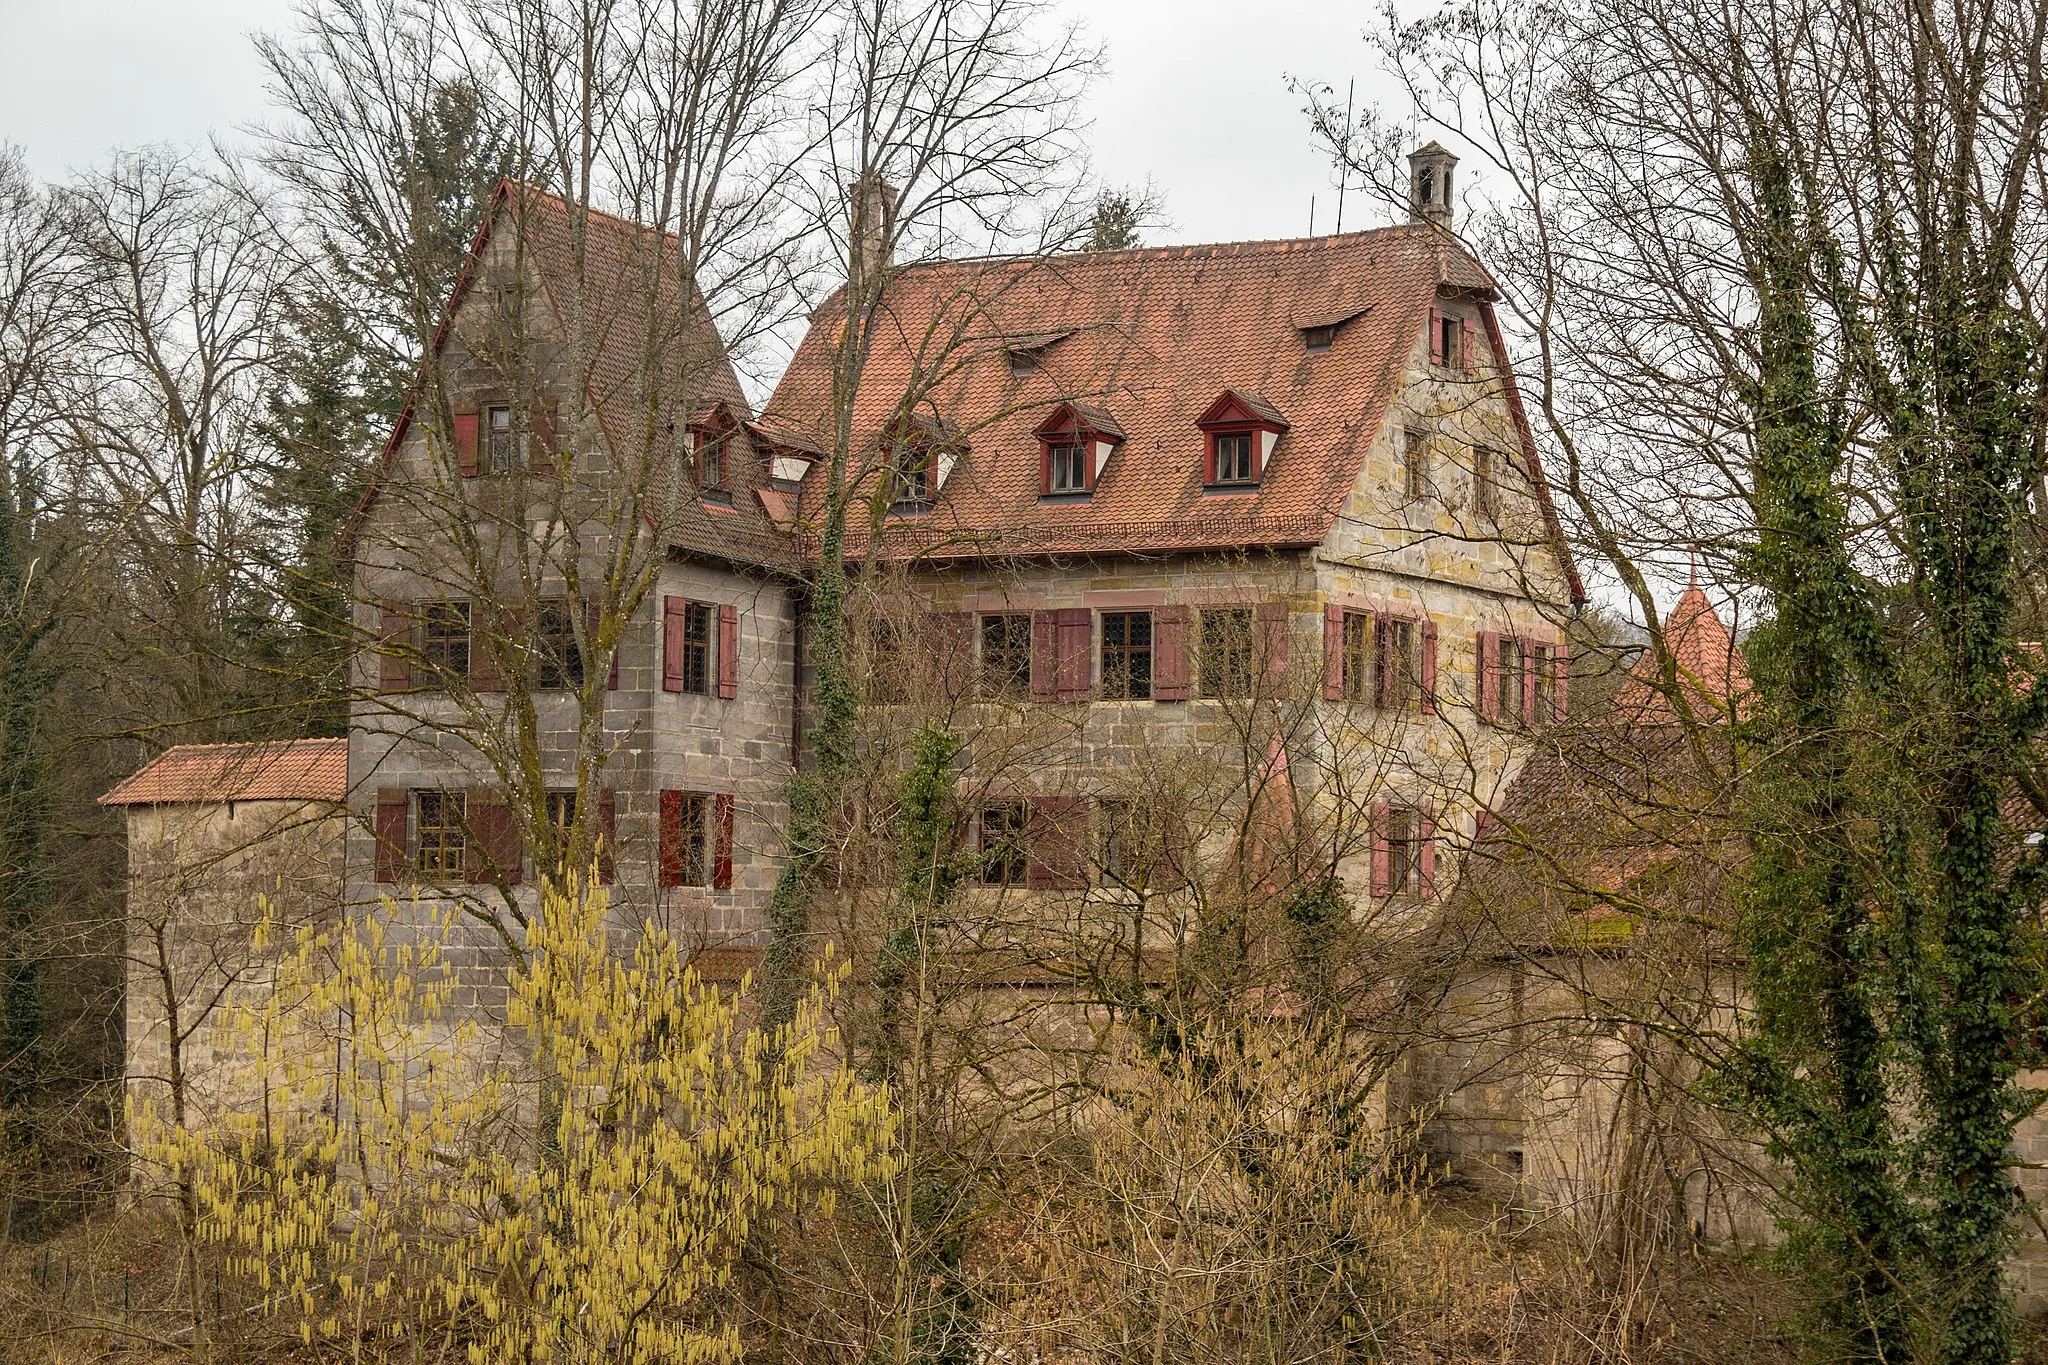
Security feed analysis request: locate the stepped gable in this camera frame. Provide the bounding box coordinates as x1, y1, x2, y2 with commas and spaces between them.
765, 225, 1580, 588
1614, 586, 1749, 725
100, 739, 348, 806
344, 182, 792, 571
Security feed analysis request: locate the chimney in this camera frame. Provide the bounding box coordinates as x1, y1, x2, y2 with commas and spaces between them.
1408, 141, 1457, 229
850, 171, 899, 290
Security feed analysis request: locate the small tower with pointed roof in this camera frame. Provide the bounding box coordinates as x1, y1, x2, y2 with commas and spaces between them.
1408, 141, 1457, 229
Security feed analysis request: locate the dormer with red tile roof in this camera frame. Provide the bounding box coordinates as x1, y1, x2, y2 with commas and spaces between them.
1036, 402, 1125, 497
1196, 389, 1288, 491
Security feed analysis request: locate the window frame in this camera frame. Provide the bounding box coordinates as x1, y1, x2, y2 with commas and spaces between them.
414, 790, 467, 878
1209, 429, 1258, 487
486, 404, 515, 474
888, 443, 933, 511
1472, 443, 1499, 516
422, 600, 470, 678
979, 612, 1032, 699
535, 599, 586, 690
1386, 805, 1422, 898
677, 600, 712, 695
978, 803, 1030, 886
1340, 609, 1374, 703
672, 791, 710, 887
1378, 616, 1419, 711
1497, 635, 1526, 724
694, 429, 728, 493
1046, 440, 1089, 494
1100, 610, 1155, 701
1400, 427, 1429, 499
1200, 607, 1256, 699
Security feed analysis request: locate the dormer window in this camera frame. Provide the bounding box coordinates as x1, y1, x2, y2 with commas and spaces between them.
1303, 325, 1336, 354
889, 444, 932, 510
1010, 350, 1039, 376
1196, 390, 1289, 491
694, 430, 727, 491
1213, 433, 1255, 484
1035, 402, 1125, 499
1048, 442, 1087, 493
1294, 305, 1367, 356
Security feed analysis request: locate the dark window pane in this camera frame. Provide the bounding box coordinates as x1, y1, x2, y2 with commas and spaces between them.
1341, 611, 1372, 703
1048, 442, 1088, 493
681, 602, 711, 695
979, 803, 1029, 885
415, 790, 466, 876
1101, 611, 1153, 700
1201, 609, 1254, 698
1213, 433, 1255, 484
424, 601, 470, 678
980, 613, 1031, 698
537, 600, 585, 689
487, 405, 514, 473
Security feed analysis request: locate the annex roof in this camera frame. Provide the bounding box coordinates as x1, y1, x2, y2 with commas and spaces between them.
99, 740, 348, 807
764, 223, 1579, 584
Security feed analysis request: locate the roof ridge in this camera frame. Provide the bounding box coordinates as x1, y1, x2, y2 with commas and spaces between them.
876, 222, 1438, 276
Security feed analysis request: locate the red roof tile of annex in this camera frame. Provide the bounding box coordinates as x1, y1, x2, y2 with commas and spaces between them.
766, 222, 1576, 572
99, 740, 348, 807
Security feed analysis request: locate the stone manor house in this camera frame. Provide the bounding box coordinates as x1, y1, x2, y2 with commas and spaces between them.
108, 142, 1675, 1215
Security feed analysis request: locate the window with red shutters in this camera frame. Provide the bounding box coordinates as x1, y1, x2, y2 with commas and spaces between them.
717, 603, 739, 698
596, 789, 617, 885
1026, 796, 1086, 889
374, 789, 408, 884
1054, 608, 1092, 701
530, 403, 558, 473
378, 605, 411, 692
1153, 606, 1190, 701
713, 793, 734, 890
453, 408, 479, 476
659, 789, 710, 887
1324, 607, 1374, 703
663, 596, 713, 694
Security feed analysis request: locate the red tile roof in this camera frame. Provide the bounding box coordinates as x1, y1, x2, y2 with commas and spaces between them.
1614, 586, 1749, 723
343, 182, 790, 570
99, 740, 348, 807
765, 224, 1580, 585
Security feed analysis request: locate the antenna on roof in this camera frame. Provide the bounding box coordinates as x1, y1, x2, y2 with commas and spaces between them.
1309, 194, 1316, 236
1334, 79, 1355, 234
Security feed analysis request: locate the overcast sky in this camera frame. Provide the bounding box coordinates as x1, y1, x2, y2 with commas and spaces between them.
0, 0, 1413, 248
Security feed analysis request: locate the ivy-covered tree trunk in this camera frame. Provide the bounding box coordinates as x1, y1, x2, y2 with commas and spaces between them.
1724, 138, 1910, 1364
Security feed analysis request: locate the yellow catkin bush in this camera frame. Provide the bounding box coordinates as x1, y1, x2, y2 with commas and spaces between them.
133, 878, 894, 1363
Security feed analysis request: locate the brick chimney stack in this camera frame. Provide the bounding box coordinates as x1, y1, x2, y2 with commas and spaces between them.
850, 171, 899, 290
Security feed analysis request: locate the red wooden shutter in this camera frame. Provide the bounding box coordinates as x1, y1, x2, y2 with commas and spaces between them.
1323, 604, 1345, 701
1369, 801, 1391, 896
468, 611, 505, 693
712, 793, 734, 890
1256, 601, 1288, 693
1421, 620, 1439, 715
1203, 432, 1218, 485
1461, 318, 1478, 373
464, 790, 492, 884
1374, 619, 1394, 709
374, 790, 408, 884
1055, 608, 1092, 702
529, 403, 557, 473
663, 596, 687, 692
1428, 307, 1445, 365
1083, 438, 1099, 492
378, 606, 410, 692
1153, 606, 1189, 701
1475, 807, 1500, 844
1477, 631, 1500, 722
597, 789, 617, 885
658, 789, 685, 887
717, 604, 739, 699
1039, 440, 1053, 495
931, 612, 974, 701
1419, 803, 1437, 897
1030, 611, 1059, 701
1026, 796, 1085, 890
453, 408, 479, 477
1521, 637, 1540, 722
1553, 639, 1570, 719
